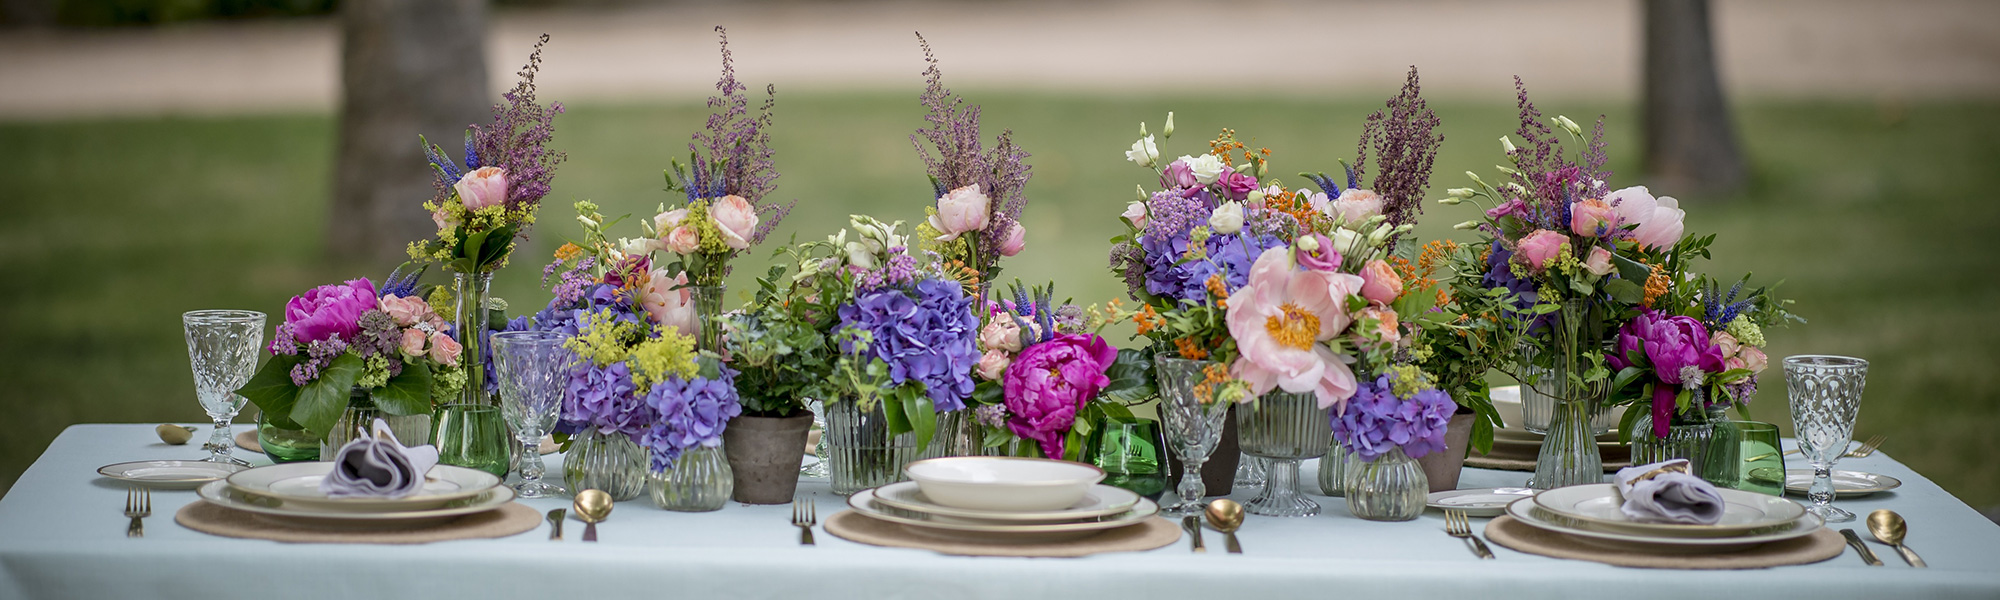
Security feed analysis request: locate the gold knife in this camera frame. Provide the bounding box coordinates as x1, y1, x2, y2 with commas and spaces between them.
1182, 516, 1207, 554
1842, 529, 1883, 566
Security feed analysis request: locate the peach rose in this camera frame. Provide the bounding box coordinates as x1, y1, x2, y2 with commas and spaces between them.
997, 222, 1027, 257
1583, 246, 1617, 277
641, 270, 696, 335
1738, 345, 1768, 373
1712, 331, 1742, 358
710, 195, 759, 250
379, 294, 428, 327
1515, 229, 1569, 273
454, 166, 508, 211
664, 226, 701, 255
979, 319, 1024, 353
400, 328, 428, 357
1330, 188, 1384, 225
976, 349, 1012, 381
1358, 259, 1404, 305
1570, 198, 1617, 237
428, 331, 462, 366
928, 184, 991, 241
1358, 306, 1401, 349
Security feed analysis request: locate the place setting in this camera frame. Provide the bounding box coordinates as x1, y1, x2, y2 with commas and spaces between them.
822, 457, 1181, 557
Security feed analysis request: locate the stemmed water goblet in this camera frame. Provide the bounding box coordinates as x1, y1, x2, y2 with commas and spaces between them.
493, 330, 571, 498
1156, 356, 1234, 518
1785, 355, 1867, 523
183, 310, 266, 467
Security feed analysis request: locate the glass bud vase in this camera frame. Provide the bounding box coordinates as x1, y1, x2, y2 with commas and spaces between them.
1237, 392, 1332, 517
1318, 440, 1349, 497
453, 271, 494, 405
690, 285, 726, 354
648, 446, 733, 512
564, 429, 648, 501
321, 389, 432, 456
256, 411, 319, 463
1345, 446, 1427, 521
1527, 298, 1609, 489
1154, 356, 1234, 518
824, 396, 918, 496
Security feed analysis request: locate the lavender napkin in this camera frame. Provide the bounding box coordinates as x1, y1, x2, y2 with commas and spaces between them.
318, 418, 440, 499
1613, 459, 1725, 524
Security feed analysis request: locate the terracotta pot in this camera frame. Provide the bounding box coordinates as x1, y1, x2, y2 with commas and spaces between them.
721, 412, 814, 504
1165, 403, 1240, 497
1417, 412, 1477, 492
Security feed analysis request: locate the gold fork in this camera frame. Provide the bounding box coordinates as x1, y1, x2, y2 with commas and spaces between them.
792, 495, 817, 546
124, 487, 150, 538
1443, 509, 1493, 559
1783, 434, 1887, 459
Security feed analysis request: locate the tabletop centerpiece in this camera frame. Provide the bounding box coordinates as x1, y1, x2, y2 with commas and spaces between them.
958, 282, 1143, 462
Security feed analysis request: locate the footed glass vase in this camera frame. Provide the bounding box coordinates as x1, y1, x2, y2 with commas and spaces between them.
1345, 446, 1427, 521
564, 429, 648, 501
1155, 356, 1234, 518
824, 397, 919, 496
1237, 392, 1332, 517
649, 446, 733, 512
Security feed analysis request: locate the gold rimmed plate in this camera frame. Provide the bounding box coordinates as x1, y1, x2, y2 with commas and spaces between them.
1533, 483, 1805, 538
847, 487, 1156, 543
98, 460, 248, 490
1782, 470, 1902, 497
1505, 498, 1821, 553
225, 462, 499, 512
196, 480, 513, 529
870, 481, 1139, 523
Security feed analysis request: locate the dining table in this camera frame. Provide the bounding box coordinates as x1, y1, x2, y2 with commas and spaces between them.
3, 423, 1998, 600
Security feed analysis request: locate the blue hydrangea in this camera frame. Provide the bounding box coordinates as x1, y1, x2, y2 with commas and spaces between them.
1331, 374, 1458, 461
639, 367, 742, 471
837, 277, 981, 412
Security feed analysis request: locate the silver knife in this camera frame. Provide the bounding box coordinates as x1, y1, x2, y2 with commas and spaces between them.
1841, 529, 1883, 566
1182, 516, 1207, 554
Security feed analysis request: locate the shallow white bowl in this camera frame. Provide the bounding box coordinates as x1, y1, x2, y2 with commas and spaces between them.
903, 457, 1105, 512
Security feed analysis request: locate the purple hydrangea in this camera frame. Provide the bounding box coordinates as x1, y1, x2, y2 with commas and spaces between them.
562, 361, 653, 440
639, 367, 743, 470
1137, 230, 1285, 305
837, 277, 981, 412
1331, 374, 1458, 461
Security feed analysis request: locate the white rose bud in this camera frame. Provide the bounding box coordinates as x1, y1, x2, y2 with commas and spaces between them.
1208, 202, 1245, 235
1125, 135, 1159, 168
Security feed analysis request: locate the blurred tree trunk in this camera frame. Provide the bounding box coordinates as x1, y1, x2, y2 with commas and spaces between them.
1643, 0, 1746, 196
331, 0, 488, 268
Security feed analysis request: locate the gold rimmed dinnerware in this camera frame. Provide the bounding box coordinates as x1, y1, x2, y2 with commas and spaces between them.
847, 487, 1158, 544
195, 480, 514, 530
1867, 510, 1926, 567
1504, 498, 1822, 553
1427, 488, 1535, 518
124, 487, 151, 538
1532, 484, 1805, 538
1783, 470, 1902, 497
1205, 499, 1243, 554
224, 462, 500, 512
793, 495, 817, 546
99, 460, 248, 490
870, 481, 1139, 523
1442, 509, 1492, 559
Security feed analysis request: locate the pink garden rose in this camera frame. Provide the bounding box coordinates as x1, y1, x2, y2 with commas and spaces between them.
1160, 158, 1199, 188
1002, 334, 1118, 460
976, 349, 1012, 381
1330, 188, 1385, 225
710, 195, 760, 250
979, 319, 1024, 353
663, 226, 701, 255
1514, 229, 1569, 273
1357, 306, 1401, 349
1122, 201, 1150, 229
928, 184, 991, 242
1358, 259, 1404, 305
1737, 345, 1769, 373
454, 167, 508, 211
1583, 245, 1617, 277
284, 278, 378, 345
641, 269, 697, 335
428, 331, 461, 366
1295, 233, 1342, 272
1226, 247, 1363, 411
1216, 169, 1260, 202
654, 207, 688, 232
1570, 198, 1617, 237
399, 328, 428, 357
1712, 331, 1742, 357
378, 294, 428, 328
998, 222, 1027, 257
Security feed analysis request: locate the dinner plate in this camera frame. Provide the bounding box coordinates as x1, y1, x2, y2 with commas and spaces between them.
1505, 498, 1821, 553
225, 462, 499, 512
870, 481, 1139, 523
1427, 487, 1535, 517
98, 460, 248, 489
197, 480, 513, 529
1534, 483, 1806, 537
847, 488, 1157, 543
1782, 470, 1903, 497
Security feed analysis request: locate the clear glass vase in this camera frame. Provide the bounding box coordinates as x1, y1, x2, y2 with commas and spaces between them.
1630, 406, 1735, 485
691, 285, 725, 354
649, 446, 733, 512
1154, 356, 1234, 518
1237, 392, 1332, 517
1235, 455, 1268, 491
563, 428, 648, 501
824, 396, 919, 496
452, 271, 494, 406
1317, 440, 1348, 497
320, 389, 432, 456
920, 409, 976, 460
1518, 347, 1619, 435
1345, 446, 1427, 521
1527, 298, 1609, 489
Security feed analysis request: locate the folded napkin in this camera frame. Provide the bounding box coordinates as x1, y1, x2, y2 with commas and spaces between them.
319, 418, 440, 499
1613, 459, 1725, 524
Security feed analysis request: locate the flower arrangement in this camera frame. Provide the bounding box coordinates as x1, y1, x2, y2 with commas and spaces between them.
655, 27, 791, 291
908, 33, 1033, 289
955, 283, 1146, 461
238, 266, 466, 435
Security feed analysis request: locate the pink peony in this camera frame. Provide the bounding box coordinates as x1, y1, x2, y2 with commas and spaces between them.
454, 167, 508, 211
284, 278, 378, 345
1605, 186, 1657, 229
979, 319, 1024, 353
641, 270, 697, 335
1216, 169, 1260, 202
1225, 247, 1363, 411
1630, 195, 1685, 250
1296, 233, 1342, 272
399, 328, 428, 357
1330, 188, 1385, 225
1570, 198, 1617, 237
928, 184, 991, 241
663, 226, 701, 255
710, 195, 760, 250
976, 349, 1012, 381
428, 332, 461, 366
1358, 259, 1404, 305
1122, 201, 1149, 229
1583, 246, 1617, 277
1160, 159, 1198, 188
1002, 334, 1118, 460
1514, 229, 1569, 273
998, 222, 1027, 257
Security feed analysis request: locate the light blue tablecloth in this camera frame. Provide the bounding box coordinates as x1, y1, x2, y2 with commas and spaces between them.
3, 424, 1997, 600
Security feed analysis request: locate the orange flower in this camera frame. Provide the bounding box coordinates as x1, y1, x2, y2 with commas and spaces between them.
1133, 304, 1165, 335
554, 243, 583, 261
1641, 261, 1671, 308
1174, 337, 1210, 360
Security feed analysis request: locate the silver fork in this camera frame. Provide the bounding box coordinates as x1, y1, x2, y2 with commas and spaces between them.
124, 487, 151, 538
1443, 509, 1493, 559
1848, 434, 1888, 458
792, 495, 817, 546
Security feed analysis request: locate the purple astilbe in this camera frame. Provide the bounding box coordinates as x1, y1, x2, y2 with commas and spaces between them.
1353, 66, 1444, 235
910, 32, 1033, 273
684, 26, 791, 244
465, 34, 567, 213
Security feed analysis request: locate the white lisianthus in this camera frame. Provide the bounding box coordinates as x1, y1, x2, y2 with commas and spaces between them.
1125, 135, 1159, 168
1208, 202, 1245, 235
1181, 154, 1226, 184
844, 242, 877, 269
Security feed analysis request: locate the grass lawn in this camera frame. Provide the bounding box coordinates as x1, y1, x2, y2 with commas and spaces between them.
2, 93, 1995, 505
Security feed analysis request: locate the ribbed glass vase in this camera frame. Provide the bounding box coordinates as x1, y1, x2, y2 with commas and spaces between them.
824, 397, 918, 496
1317, 440, 1348, 497
563, 429, 648, 501
1345, 446, 1427, 521
1527, 298, 1609, 489
920, 409, 977, 459
1630, 406, 1735, 485
320, 390, 431, 456
648, 446, 733, 512
1237, 392, 1332, 517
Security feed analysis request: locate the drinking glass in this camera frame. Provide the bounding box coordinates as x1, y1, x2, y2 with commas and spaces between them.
1732, 420, 1785, 496
1785, 355, 1867, 523
1082, 416, 1169, 500
433, 403, 510, 477
1155, 356, 1233, 518
799, 397, 829, 478
493, 331, 570, 498
183, 310, 266, 466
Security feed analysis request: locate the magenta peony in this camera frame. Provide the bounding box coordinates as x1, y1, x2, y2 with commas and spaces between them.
1002, 333, 1118, 459
284, 278, 378, 345
1514, 229, 1568, 273
1226, 247, 1363, 411
1607, 309, 1727, 436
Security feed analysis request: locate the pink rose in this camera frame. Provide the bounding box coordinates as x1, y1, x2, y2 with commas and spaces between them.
976, 349, 1012, 381
1583, 246, 1617, 277
654, 208, 688, 232
1358, 259, 1404, 304
1296, 233, 1342, 272
641, 270, 697, 335
663, 226, 701, 254
1570, 198, 1617, 237
1712, 331, 1742, 358
399, 328, 428, 357
379, 295, 428, 327
1630, 195, 1685, 250
1122, 201, 1150, 229
1358, 306, 1401, 349
710, 195, 759, 250
1739, 345, 1768, 373
1330, 188, 1384, 225
1160, 159, 1198, 188
431, 207, 451, 231
997, 222, 1027, 257
979, 319, 1024, 353
1216, 169, 1260, 202
454, 166, 508, 211
428, 331, 462, 366
1515, 229, 1569, 273
928, 184, 991, 241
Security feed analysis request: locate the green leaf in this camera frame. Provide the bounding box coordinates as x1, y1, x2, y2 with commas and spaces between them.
458, 229, 490, 262
370, 361, 433, 416
237, 354, 303, 420
904, 391, 937, 452
295, 353, 364, 435
1100, 348, 1157, 403
476, 224, 517, 266
1610, 366, 1645, 397
1604, 279, 1643, 304
1617, 395, 1648, 444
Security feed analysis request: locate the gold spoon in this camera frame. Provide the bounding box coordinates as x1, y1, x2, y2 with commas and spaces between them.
1205, 499, 1245, 554
573, 489, 612, 543
1866, 509, 1926, 567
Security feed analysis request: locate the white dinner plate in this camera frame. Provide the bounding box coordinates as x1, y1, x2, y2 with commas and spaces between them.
98, 460, 247, 489
847, 488, 1156, 543
225, 462, 499, 512
1427, 488, 1535, 517
197, 480, 513, 529
1782, 470, 1903, 497
870, 481, 1139, 523
1506, 498, 1822, 553
1534, 483, 1806, 537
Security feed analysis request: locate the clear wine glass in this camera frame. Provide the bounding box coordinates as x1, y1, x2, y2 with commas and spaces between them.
1155, 356, 1233, 518
799, 397, 828, 478
1784, 355, 1867, 523
492, 331, 570, 498
183, 310, 266, 466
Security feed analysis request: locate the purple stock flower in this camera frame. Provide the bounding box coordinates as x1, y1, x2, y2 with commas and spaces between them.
640, 367, 743, 470
1330, 375, 1457, 461
837, 277, 981, 412
1002, 334, 1117, 459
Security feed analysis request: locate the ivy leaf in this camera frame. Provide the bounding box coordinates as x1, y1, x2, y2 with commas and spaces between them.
237, 354, 303, 421
370, 361, 433, 416
295, 353, 364, 435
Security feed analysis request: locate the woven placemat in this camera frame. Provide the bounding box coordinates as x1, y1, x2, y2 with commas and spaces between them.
1465, 455, 1632, 472
235, 431, 263, 454
824, 510, 1181, 557
177, 501, 542, 544
1483, 515, 1844, 569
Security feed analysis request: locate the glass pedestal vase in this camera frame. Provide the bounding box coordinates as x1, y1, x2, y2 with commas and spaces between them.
256, 412, 319, 463
824, 397, 918, 496
1345, 446, 1427, 521
563, 429, 648, 501
1318, 441, 1349, 497
1155, 356, 1234, 518
1235, 455, 1268, 491
649, 446, 733, 512
320, 390, 432, 456
1237, 392, 1331, 517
